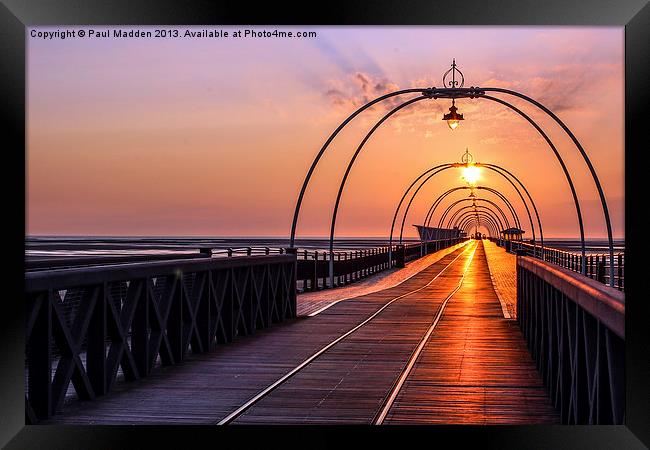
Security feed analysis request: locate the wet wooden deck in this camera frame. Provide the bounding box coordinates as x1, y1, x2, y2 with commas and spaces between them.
44, 241, 558, 425
383, 241, 558, 424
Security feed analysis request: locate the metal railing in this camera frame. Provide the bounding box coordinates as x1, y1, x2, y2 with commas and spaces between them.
517, 256, 624, 424
294, 238, 467, 292
491, 238, 624, 291
25, 254, 296, 423
25, 246, 290, 271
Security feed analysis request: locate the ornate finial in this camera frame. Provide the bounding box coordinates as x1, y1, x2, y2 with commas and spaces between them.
461, 148, 474, 165
442, 59, 465, 89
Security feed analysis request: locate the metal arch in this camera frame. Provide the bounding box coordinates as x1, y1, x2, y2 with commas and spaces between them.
328, 96, 430, 284
456, 211, 501, 233
458, 216, 499, 239
289, 87, 427, 248
397, 165, 459, 244
438, 198, 510, 230
461, 218, 496, 238
477, 95, 586, 272
463, 220, 494, 239
475, 163, 544, 257
452, 198, 511, 229
461, 216, 497, 237
462, 220, 495, 238
476, 187, 522, 230
397, 163, 539, 254
428, 86, 603, 272
424, 186, 521, 232
423, 187, 473, 231
289, 86, 482, 252
387, 164, 455, 266
447, 206, 504, 232
291, 83, 611, 283
482, 87, 613, 283
423, 187, 518, 232
459, 214, 499, 237
424, 186, 521, 231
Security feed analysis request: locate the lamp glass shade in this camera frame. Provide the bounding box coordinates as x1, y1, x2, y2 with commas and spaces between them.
442, 103, 464, 130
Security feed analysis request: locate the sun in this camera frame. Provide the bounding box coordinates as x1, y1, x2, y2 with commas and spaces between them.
462, 165, 481, 185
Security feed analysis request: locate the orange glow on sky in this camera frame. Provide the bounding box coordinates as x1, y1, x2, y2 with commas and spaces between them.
27, 26, 624, 239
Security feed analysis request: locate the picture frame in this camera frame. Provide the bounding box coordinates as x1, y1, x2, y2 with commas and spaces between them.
2, 0, 648, 448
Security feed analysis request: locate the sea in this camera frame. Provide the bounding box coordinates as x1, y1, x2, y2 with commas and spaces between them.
25, 236, 625, 260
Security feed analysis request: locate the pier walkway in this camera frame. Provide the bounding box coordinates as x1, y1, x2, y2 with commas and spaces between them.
483, 239, 517, 319
44, 240, 558, 425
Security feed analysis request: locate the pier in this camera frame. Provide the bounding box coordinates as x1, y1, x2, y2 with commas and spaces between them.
25, 238, 623, 425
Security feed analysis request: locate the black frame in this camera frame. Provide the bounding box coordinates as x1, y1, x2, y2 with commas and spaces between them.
2, 0, 649, 448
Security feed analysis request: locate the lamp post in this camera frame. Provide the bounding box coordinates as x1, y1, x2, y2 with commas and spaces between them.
442, 59, 465, 130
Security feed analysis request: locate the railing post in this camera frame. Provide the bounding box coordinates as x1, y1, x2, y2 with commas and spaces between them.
285, 247, 298, 300
27, 293, 52, 420
357, 250, 361, 279
282, 248, 297, 318
132, 278, 150, 377
345, 252, 350, 284
329, 251, 335, 289
597, 257, 606, 284
395, 244, 405, 268
87, 283, 108, 396
618, 254, 623, 290
312, 251, 318, 291
338, 253, 343, 286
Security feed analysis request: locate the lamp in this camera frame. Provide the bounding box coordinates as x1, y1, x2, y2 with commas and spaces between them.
443, 99, 464, 130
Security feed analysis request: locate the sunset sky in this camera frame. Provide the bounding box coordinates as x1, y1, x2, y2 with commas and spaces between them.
27, 26, 624, 239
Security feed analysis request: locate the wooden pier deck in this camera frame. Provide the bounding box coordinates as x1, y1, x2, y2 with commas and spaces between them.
382, 241, 557, 424
44, 240, 558, 425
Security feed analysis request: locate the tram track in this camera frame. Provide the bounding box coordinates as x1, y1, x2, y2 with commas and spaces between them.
218, 241, 478, 425
373, 243, 478, 424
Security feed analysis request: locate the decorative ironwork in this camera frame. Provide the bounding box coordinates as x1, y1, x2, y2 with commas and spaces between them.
461, 148, 474, 165
442, 58, 465, 89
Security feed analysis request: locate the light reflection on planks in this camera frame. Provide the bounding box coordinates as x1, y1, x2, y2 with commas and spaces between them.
382, 242, 559, 424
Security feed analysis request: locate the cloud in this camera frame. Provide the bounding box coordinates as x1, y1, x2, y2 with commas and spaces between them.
322, 71, 404, 112
480, 62, 619, 113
